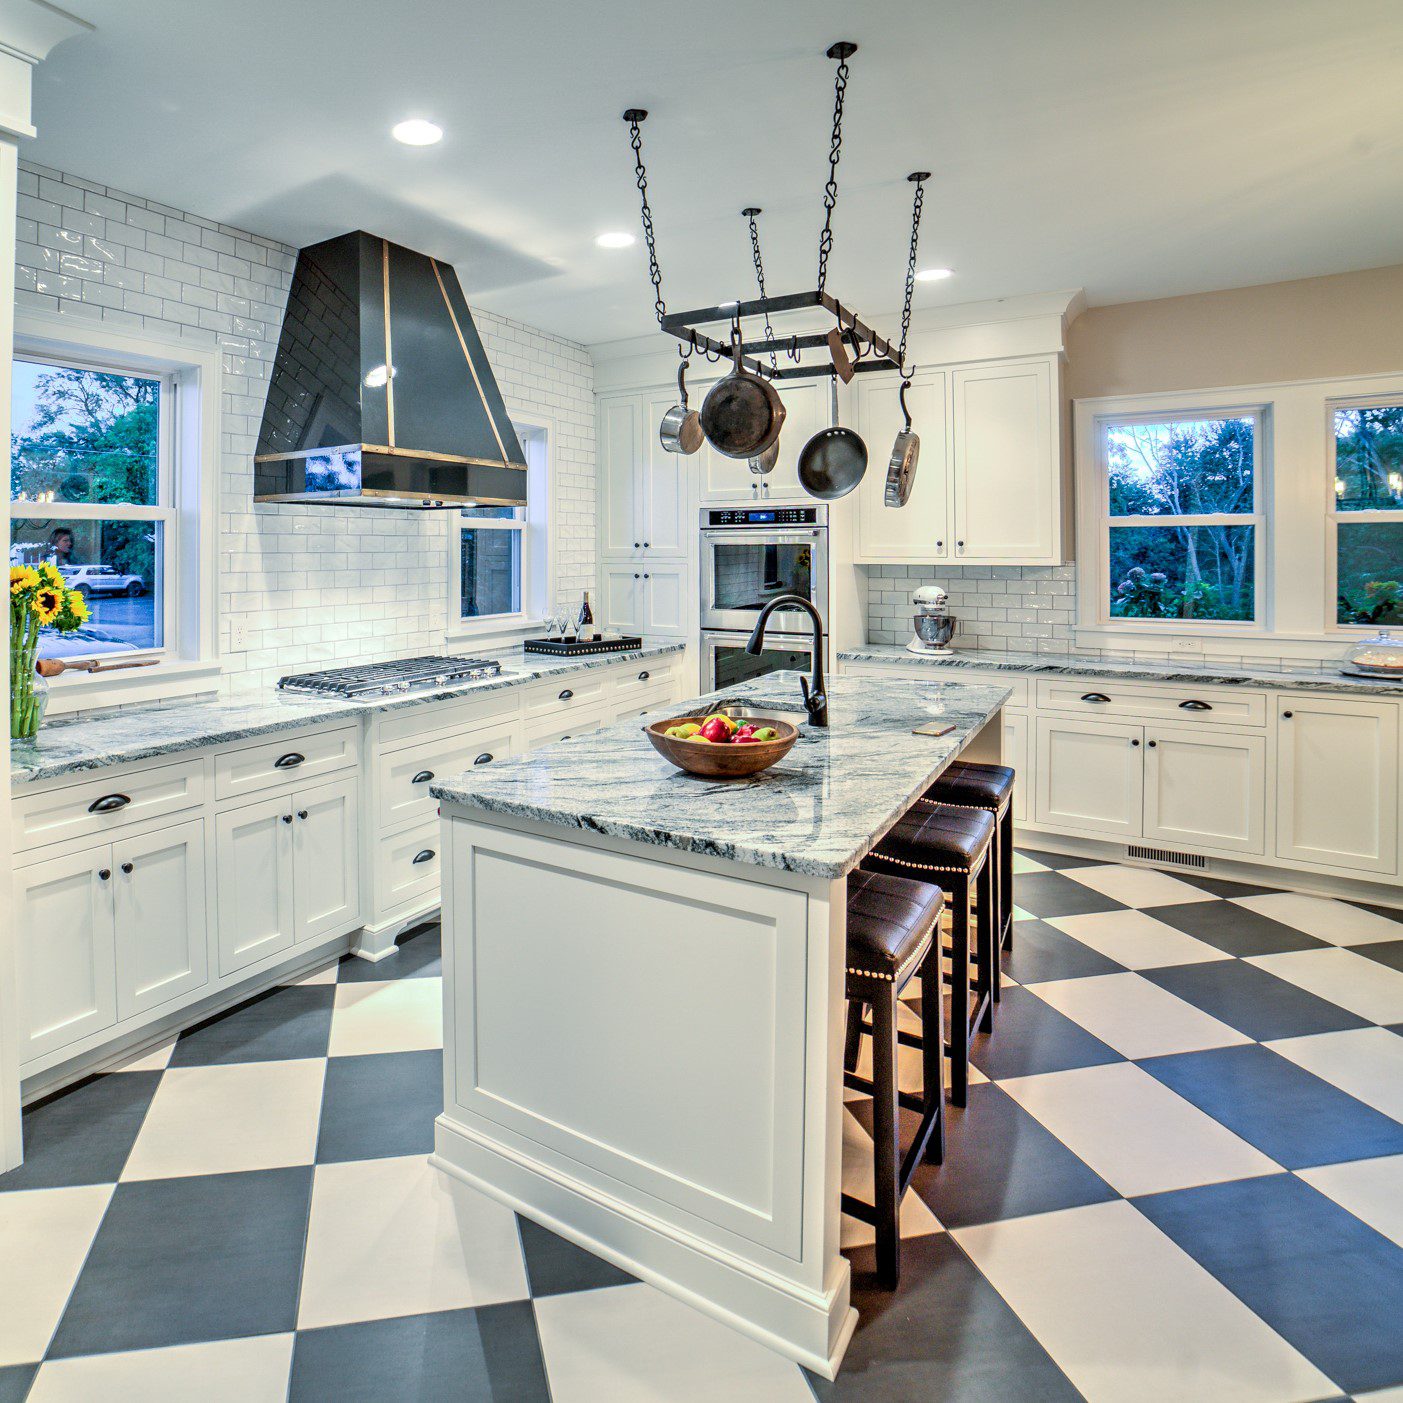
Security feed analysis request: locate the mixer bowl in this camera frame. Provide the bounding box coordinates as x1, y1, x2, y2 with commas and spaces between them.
914, 613, 956, 649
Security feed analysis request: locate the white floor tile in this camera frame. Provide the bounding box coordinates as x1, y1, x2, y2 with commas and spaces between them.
108, 1038, 176, 1073
839, 1107, 942, 1248
1265, 1028, 1403, 1122
1247, 948, 1403, 1024
1049, 909, 1229, 970
1000, 1063, 1280, 1197
27, 1333, 293, 1402
0, 1184, 112, 1366
1296, 1154, 1403, 1250
121, 1058, 324, 1180
297, 1153, 527, 1329
953, 1200, 1335, 1403
534, 1281, 813, 1403
327, 977, 443, 1057
1234, 891, 1403, 946
1061, 864, 1216, 909
1013, 853, 1050, 874
1028, 972, 1251, 1059
284, 960, 340, 986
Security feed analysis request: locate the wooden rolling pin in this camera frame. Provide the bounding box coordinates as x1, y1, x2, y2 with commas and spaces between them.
35, 657, 159, 678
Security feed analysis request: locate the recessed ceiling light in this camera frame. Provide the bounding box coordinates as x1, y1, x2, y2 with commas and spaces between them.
915, 267, 954, 282
391, 118, 443, 147
595, 231, 636, 249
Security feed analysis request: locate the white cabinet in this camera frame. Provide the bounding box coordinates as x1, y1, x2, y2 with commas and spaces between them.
697, 377, 826, 504
114, 819, 209, 1019
293, 776, 360, 944
1035, 716, 1143, 837
1002, 709, 1031, 824
599, 391, 690, 556
952, 358, 1059, 562
601, 561, 687, 637
1275, 697, 1399, 875
853, 371, 949, 563
642, 389, 690, 555
216, 794, 296, 975
13, 849, 117, 1061
1143, 727, 1265, 856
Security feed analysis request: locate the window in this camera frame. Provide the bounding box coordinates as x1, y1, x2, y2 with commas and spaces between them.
10, 357, 172, 659
1332, 402, 1403, 627
1099, 412, 1263, 625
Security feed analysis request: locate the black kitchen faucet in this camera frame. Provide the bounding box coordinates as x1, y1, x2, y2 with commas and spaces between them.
744, 593, 828, 728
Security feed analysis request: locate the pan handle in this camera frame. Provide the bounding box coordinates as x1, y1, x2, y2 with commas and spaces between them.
898, 378, 913, 432
676, 353, 690, 408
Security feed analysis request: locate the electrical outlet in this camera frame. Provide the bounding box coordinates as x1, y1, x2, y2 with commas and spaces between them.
1170, 637, 1203, 656
229, 619, 250, 653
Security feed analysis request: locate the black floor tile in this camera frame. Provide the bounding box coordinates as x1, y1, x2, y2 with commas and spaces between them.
1165, 871, 1280, 899
1012, 871, 1127, 919
169, 983, 335, 1067
970, 985, 1122, 1080
1147, 900, 1327, 959
1016, 847, 1104, 871
0, 1364, 37, 1403
1356, 939, 1403, 974
336, 923, 441, 983
911, 1082, 1116, 1230
516, 1215, 636, 1297
1142, 960, 1370, 1042
1134, 1175, 1403, 1397
1002, 918, 1124, 985
316, 1050, 441, 1163
0, 1072, 160, 1192
1140, 1045, 1403, 1169
289, 1303, 551, 1403
47, 1165, 313, 1358
810, 1232, 1082, 1402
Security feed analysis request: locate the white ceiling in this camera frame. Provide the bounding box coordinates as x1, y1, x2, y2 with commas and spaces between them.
28, 0, 1403, 347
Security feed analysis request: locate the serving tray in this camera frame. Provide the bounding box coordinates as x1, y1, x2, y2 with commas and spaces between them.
523, 635, 644, 657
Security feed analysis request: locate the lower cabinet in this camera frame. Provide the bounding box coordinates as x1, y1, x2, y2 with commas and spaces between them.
1002, 710, 1030, 824
1035, 717, 1144, 837
601, 564, 688, 637
1143, 727, 1266, 856
292, 776, 360, 943
1276, 697, 1399, 875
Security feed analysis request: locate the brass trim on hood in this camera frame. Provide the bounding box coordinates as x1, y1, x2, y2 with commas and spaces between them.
254, 444, 527, 470
430, 256, 511, 467
381, 238, 396, 446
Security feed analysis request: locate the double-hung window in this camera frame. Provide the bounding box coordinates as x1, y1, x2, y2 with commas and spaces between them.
1097, 411, 1264, 626
1332, 401, 1403, 628
10, 355, 173, 660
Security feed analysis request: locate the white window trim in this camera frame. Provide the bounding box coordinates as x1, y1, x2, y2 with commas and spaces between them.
11, 308, 222, 712
1074, 371, 1403, 662
445, 412, 555, 646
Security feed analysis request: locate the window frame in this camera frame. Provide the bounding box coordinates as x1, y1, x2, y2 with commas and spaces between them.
1327, 393, 1403, 632
1090, 403, 1270, 634
11, 308, 222, 710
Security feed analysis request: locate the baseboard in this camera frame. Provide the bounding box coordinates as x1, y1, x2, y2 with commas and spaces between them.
352, 906, 440, 962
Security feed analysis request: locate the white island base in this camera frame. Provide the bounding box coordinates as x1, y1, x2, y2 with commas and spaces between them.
431, 692, 1004, 1376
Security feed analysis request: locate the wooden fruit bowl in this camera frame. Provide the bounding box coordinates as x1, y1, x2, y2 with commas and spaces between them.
643, 716, 800, 778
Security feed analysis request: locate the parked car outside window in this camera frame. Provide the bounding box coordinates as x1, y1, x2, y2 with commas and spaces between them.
60, 563, 147, 598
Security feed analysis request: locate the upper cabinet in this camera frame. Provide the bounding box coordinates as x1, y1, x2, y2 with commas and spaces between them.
852, 353, 1066, 567
599, 392, 689, 559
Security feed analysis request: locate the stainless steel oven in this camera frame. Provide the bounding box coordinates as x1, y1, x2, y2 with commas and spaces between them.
702, 628, 827, 693
699, 505, 828, 636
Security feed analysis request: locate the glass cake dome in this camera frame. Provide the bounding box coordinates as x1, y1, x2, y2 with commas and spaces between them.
1342, 629, 1403, 680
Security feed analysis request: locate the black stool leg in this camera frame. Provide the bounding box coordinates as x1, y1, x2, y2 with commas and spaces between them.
947, 877, 970, 1108
844, 999, 864, 1073
870, 983, 901, 1287
977, 854, 996, 1034
919, 948, 945, 1164
1001, 802, 1015, 951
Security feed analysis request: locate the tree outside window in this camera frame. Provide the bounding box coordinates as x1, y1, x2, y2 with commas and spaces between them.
1333, 404, 1403, 627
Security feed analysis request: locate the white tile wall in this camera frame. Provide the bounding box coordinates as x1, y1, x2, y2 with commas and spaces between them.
14, 161, 597, 694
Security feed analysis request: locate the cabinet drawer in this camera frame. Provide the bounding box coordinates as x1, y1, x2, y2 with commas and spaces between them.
612, 662, 678, 702
14, 759, 205, 854
1036, 678, 1266, 726
523, 673, 609, 719
378, 692, 518, 749
842, 662, 1031, 709
375, 821, 443, 914
215, 724, 358, 800
524, 708, 608, 748
376, 720, 521, 832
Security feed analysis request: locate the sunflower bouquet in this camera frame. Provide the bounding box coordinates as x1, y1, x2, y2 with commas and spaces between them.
10, 562, 90, 738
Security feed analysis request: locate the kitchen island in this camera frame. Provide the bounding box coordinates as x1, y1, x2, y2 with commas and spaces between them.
429, 671, 1009, 1376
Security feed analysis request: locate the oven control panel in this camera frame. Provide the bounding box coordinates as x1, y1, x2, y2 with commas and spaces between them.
704, 506, 825, 528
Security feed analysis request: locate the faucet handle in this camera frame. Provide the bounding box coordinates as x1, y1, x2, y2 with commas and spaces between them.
799, 675, 811, 707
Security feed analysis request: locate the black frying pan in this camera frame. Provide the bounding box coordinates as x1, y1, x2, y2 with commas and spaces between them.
797, 377, 867, 500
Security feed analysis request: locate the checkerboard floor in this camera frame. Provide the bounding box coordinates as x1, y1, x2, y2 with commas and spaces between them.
4, 850, 1403, 1401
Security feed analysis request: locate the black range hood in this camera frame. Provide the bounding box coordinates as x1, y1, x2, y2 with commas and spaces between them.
255, 231, 527, 509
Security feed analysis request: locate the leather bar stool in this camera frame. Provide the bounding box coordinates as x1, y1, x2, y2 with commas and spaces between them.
861, 803, 996, 1107
920, 761, 1016, 964
841, 869, 946, 1289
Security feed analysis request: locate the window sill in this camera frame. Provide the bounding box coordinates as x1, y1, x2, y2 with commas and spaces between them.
1074, 625, 1351, 664
444, 615, 543, 650
43, 658, 224, 717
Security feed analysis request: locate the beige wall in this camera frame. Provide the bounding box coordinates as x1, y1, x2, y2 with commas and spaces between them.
1067, 263, 1403, 400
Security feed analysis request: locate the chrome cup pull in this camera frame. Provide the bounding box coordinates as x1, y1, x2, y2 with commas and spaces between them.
274, 752, 305, 769
1081, 692, 1111, 704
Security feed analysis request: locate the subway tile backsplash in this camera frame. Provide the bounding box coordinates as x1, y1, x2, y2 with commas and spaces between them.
15, 161, 598, 695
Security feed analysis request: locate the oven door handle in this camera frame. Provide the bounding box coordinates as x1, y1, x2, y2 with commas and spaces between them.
700, 529, 823, 545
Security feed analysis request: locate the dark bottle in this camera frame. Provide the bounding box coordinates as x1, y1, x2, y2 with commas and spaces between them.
577, 590, 595, 639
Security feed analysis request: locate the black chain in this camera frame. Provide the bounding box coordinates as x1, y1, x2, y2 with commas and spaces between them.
898, 173, 929, 375
815, 47, 853, 295
745, 209, 778, 370
626, 111, 666, 327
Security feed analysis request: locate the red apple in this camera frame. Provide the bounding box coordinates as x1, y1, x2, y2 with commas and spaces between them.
700, 717, 732, 743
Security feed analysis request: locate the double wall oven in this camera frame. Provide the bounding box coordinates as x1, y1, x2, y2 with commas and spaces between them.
699, 505, 828, 691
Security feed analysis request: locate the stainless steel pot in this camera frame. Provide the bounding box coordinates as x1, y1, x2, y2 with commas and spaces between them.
700, 323, 786, 460
659, 357, 703, 455
884, 379, 920, 507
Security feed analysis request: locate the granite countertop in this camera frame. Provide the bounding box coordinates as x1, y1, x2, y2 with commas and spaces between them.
431, 671, 1010, 879
839, 644, 1403, 698
10, 643, 686, 789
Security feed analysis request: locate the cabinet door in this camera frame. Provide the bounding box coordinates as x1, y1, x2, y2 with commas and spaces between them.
113, 818, 209, 1020
13, 848, 117, 1062
216, 794, 295, 975
1144, 727, 1265, 856
765, 379, 827, 502
640, 564, 688, 637
698, 435, 758, 504
1276, 698, 1399, 874
601, 565, 644, 633
642, 390, 689, 556
853, 371, 949, 562
598, 395, 643, 557
1035, 716, 1144, 837
1002, 709, 1030, 825
293, 775, 361, 943
952, 359, 1057, 562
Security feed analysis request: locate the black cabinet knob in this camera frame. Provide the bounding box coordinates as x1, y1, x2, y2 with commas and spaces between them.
297, 809, 308, 820
643, 541, 650, 548
98, 868, 111, 881
121, 861, 134, 874
282, 813, 293, 824
1147, 740, 1157, 748
1282, 710, 1293, 719
1130, 738, 1140, 747
633, 541, 640, 549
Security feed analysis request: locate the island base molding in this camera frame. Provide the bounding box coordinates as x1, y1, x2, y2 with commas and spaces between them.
431, 1123, 857, 1378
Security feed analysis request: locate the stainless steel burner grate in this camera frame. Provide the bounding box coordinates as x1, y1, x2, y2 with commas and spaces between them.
277, 655, 502, 699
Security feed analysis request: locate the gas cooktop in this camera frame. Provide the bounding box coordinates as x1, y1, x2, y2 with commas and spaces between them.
277, 655, 503, 699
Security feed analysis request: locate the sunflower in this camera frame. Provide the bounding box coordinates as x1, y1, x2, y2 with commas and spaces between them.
38, 561, 65, 589
32, 587, 62, 625
64, 590, 90, 626
10, 565, 39, 596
